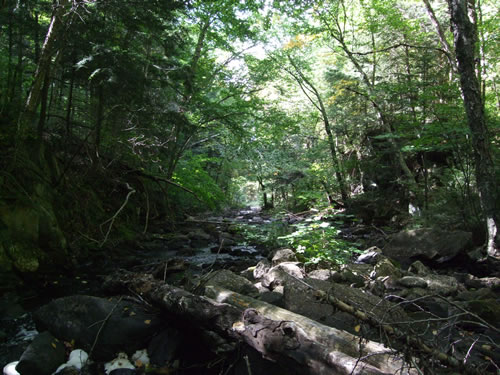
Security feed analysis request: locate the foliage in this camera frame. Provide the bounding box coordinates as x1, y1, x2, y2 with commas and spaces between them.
279, 218, 362, 265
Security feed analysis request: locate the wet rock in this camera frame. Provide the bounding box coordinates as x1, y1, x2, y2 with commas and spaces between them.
355, 246, 382, 265
383, 228, 472, 268
205, 269, 259, 298
271, 249, 297, 265
33, 295, 164, 361
16, 331, 65, 375
308, 269, 342, 282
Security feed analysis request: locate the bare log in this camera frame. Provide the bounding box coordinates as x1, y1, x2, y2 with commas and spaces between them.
104, 271, 416, 375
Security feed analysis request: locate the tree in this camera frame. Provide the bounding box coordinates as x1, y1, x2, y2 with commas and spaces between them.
447, 0, 498, 256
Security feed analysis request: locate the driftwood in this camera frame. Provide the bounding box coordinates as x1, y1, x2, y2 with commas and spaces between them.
104, 271, 416, 375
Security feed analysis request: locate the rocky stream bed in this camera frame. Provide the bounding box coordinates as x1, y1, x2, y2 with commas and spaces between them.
1, 208, 499, 375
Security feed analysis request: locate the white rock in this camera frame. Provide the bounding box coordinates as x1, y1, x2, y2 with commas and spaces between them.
131, 349, 149, 366
54, 349, 89, 374
3, 362, 20, 375
104, 352, 135, 374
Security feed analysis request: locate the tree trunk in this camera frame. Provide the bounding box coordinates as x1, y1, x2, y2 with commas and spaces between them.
447, 0, 498, 256
17, 0, 70, 138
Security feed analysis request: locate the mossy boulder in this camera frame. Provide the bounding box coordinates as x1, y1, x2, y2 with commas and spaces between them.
0, 186, 68, 276
6, 242, 44, 273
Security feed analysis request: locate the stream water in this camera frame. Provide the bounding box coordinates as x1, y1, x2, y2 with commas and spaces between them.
0, 208, 279, 372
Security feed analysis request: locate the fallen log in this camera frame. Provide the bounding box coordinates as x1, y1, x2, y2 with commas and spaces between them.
104, 271, 416, 375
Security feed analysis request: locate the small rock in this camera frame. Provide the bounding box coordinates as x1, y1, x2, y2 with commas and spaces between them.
398, 276, 428, 288
271, 249, 297, 265
355, 246, 382, 265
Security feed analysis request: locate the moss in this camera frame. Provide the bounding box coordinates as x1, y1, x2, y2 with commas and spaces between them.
6, 242, 42, 273
0, 205, 40, 244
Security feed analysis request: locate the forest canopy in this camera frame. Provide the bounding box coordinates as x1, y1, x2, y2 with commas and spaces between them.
0, 0, 498, 264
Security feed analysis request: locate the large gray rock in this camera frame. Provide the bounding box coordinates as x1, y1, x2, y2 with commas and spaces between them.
282, 278, 407, 337
383, 229, 472, 267
33, 296, 164, 361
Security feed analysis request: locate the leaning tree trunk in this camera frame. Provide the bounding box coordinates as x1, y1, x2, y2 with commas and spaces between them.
447, 0, 498, 257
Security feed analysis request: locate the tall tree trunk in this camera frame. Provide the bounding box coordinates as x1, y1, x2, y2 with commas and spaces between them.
17, 0, 70, 138
447, 0, 498, 256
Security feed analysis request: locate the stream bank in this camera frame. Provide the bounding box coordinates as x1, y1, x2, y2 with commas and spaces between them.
1, 207, 499, 374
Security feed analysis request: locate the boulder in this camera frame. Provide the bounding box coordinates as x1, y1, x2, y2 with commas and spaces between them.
283, 278, 407, 337
33, 295, 164, 361
16, 331, 65, 375
383, 229, 472, 268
